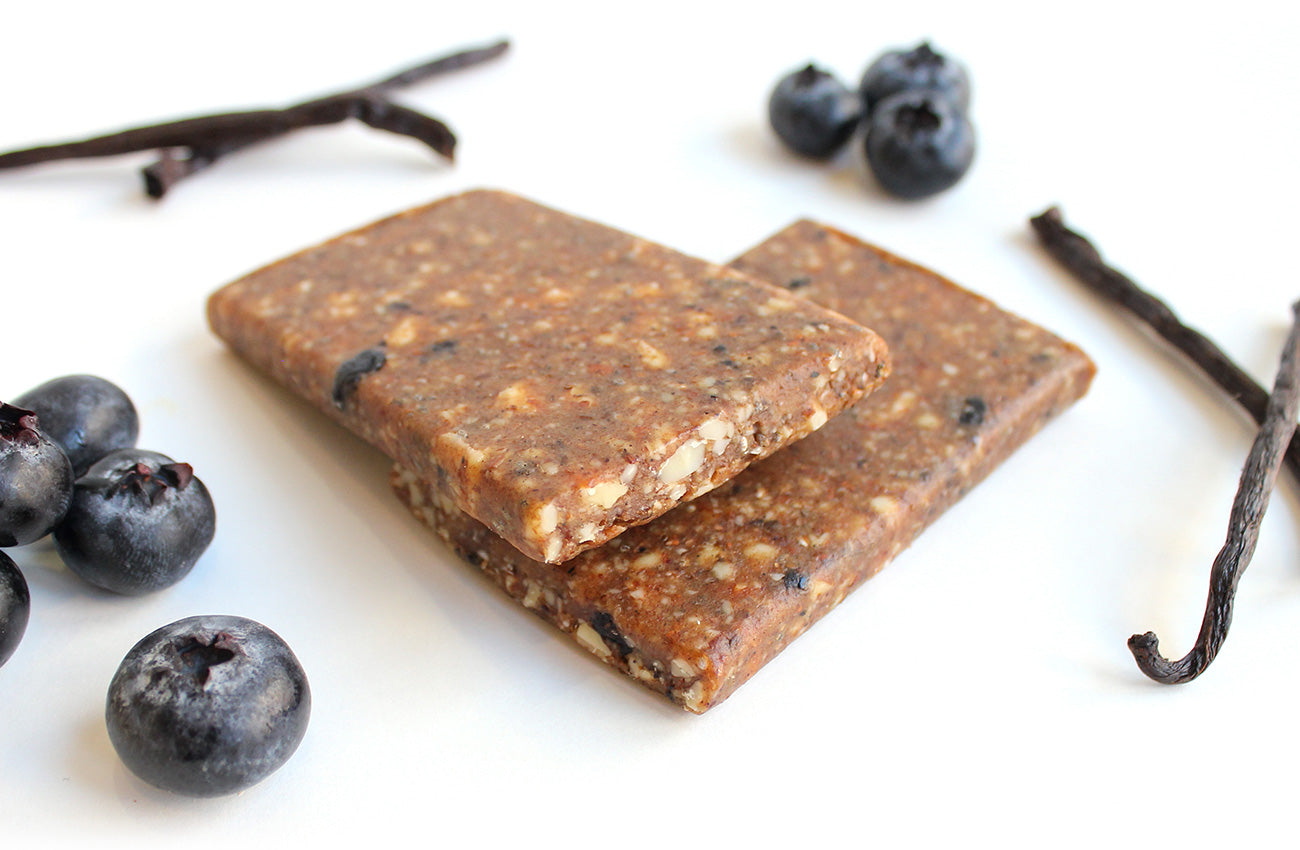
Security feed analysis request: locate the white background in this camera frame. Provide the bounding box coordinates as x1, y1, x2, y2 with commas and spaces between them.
3, 1, 1299, 845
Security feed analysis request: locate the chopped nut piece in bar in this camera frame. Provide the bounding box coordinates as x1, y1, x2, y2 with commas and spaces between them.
208, 191, 890, 563
392, 220, 1096, 713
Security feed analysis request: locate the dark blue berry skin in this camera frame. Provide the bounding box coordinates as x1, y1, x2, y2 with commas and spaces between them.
14, 375, 139, 476
54, 448, 216, 595
768, 64, 862, 160
0, 551, 30, 668
106, 615, 310, 797
0, 403, 74, 547
864, 89, 975, 199
859, 42, 971, 116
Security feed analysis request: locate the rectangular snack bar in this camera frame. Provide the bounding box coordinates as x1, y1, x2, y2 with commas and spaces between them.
208, 190, 889, 563
392, 220, 1096, 712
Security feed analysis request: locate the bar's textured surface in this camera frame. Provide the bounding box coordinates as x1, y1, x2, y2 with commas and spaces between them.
209, 191, 889, 563
393, 220, 1096, 712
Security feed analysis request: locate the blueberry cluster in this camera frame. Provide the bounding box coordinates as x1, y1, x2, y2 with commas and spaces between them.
0, 376, 307, 797
767, 42, 976, 199
0, 375, 216, 599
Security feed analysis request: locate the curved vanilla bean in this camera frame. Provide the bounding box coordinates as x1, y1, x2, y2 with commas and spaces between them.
1030, 206, 1300, 485
1127, 301, 1300, 683
0, 39, 508, 196
346, 96, 456, 158
140, 39, 508, 196
0, 95, 455, 167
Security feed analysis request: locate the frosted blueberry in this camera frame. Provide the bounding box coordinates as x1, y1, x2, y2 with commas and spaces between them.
106, 615, 310, 797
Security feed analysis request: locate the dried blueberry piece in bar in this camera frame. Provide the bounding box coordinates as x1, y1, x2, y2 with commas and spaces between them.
332, 347, 387, 410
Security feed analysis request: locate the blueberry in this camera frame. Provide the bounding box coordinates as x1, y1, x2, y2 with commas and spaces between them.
106, 615, 310, 797
768, 64, 862, 160
0, 551, 30, 668
859, 41, 971, 115
0, 402, 74, 547
864, 89, 976, 199
54, 448, 216, 595
14, 375, 139, 476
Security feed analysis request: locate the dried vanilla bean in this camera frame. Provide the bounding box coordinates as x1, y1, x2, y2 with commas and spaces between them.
1030, 206, 1300, 485
0, 39, 508, 198
140, 39, 508, 197
358, 39, 510, 93
1030, 207, 1300, 682
142, 142, 249, 199
1128, 301, 1300, 683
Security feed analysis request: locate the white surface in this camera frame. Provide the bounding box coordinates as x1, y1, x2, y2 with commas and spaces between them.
4, 1, 1299, 844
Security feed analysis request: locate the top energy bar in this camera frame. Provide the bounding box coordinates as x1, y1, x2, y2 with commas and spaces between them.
207, 190, 890, 563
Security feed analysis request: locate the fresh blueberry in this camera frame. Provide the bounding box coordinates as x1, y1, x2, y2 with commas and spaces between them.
0, 402, 74, 547
768, 63, 862, 159
14, 375, 139, 476
864, 89, 975, 199
54, 448, 216, 595
0, 551, 30, 668
859, 41, 971, 115
106, 615, 310, 797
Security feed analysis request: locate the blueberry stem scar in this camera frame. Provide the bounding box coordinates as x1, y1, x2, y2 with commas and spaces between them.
0, 39, 509, 199
1125, 302, 1300, 683
1030, 206, 1300, 486
112, 461, 194, 504
176, 634, 237, 686
0, 403, 40, 445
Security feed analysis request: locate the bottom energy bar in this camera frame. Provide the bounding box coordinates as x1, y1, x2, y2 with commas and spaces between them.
392, 220, 1096, 713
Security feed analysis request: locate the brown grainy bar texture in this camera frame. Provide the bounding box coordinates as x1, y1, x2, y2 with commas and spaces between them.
393, 220, 1096, 713
208, 191, 890, 563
